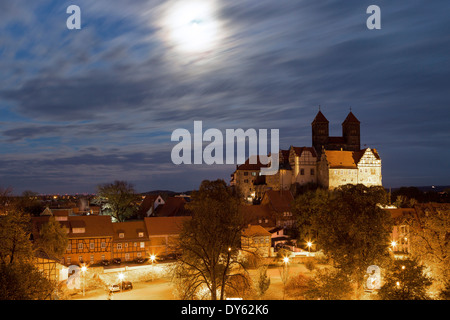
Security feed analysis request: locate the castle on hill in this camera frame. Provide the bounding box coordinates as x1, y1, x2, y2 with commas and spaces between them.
230, 110, 382, 202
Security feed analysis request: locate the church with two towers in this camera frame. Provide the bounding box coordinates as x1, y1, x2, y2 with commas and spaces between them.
231, 110, 382, 201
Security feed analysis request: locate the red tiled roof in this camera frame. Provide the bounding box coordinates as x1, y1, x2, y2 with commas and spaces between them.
144, 216, 191, 236
239, 204, 276, 228
262, 190, 294, 212
242, 224, 271, 237
323, 150, 357, 168
112, 220, 148, 241
155, 197, 187, 217
31, 215, 114, 239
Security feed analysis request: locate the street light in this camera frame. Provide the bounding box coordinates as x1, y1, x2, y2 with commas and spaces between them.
307, 241, 313, 256
391, 241, 397, 251
81, 265, 87, 296
118, 273, 124, 292
150, 255, 156, 281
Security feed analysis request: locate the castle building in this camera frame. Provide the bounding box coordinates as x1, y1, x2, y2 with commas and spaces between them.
231, 110, 382, 201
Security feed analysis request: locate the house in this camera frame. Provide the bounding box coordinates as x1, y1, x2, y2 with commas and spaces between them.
317, 148, 382, 189
31, 214, 114, 266
144, 216, 191, 258
154, 196, 189, 217
239, 204, 276, 230
268, 226, 291, 249
241, 225, 272, 257
384, 208, 417, 255
261, 190, 295, 228
112, 221, 150, 262
138, 194, 165, 217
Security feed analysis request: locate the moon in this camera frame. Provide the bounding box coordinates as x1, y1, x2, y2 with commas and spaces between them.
164, 1, 220, 53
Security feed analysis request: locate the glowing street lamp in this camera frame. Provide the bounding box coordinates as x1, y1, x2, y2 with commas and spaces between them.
149, 255, 156, 281
118, 273, 124, 292
391, 241, 397, 251
81, 265, 87, 296
306, 241, 313, 256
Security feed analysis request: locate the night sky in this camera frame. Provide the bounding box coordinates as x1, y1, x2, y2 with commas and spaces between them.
0, 0, 449, 195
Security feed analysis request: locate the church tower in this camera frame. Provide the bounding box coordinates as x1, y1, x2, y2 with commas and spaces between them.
311, 110, 329, 156
342, 111, 360, 151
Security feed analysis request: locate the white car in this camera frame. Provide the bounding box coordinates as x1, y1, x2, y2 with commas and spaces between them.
109, 284, 120, 293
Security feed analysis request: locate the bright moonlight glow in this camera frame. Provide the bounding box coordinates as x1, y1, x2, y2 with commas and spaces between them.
165, 1, 219, 53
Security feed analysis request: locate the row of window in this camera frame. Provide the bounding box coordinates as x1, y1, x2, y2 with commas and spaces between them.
64, 252, 144, 265
116, 242, 145, 249
67, 241, 145, 251
67, 242, 107, 251
334, 168, 378, 175
299, 168, 314, 176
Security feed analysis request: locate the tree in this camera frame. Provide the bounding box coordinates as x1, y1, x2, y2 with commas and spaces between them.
255, 265, 271, 298
35, 216, 69, 259
305, 268, 353, 300
293, 184, 393, 299
408, 205, 449, 294
94, 180, 140, 222
378, 258, 432, 300
292, 188, 330, 243
13, 190, 44, 217
0, 210, 33, 265
0, 262, 55, 300
172, 179, 245, 300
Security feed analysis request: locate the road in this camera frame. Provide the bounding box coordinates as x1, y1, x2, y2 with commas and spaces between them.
72, 263, 312, 300
73, 278, 176, 300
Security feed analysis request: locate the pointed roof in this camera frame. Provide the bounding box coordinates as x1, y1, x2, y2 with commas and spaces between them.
312, 111, 329, 124
343, 111, 360, 124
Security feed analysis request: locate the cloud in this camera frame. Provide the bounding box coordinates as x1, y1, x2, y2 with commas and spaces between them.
0, 0, 449, 193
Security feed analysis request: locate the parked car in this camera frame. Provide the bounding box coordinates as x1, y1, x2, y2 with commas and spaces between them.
122, 281, 133, 290
109, 284, 120, 293
101, 259, 110, 266
112, 258, 121, 264
135, 257, 145, 264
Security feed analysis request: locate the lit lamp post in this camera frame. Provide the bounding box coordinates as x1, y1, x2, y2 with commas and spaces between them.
81, 265, 87, 296
307, 241, 313, 256
118, 273, 124, 293
391, 241, 397, 253
150, 254, 156, 281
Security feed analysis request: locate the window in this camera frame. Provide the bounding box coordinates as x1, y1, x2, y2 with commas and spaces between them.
90, 242, 95, 250
78, 243, 83, 250
300, 169, 305, 175
134, 242, 138, 247
90, 255, 94, 264
125, 253, 130, 261
137, 252, 142, 258
117, 243, 122, 250
101, 241, 106, 249
310, 168, 315, 176
119, 233, 125, 238
138, 232, 144, 238
244, 179, 248, 183
78, 256, 83, 262
67, 243, 72, 251
140, 242, 145, 248
101, 255, 105, 261
251, 172, 257, 176
67, 257, 71, 264
244, 172, 248, 176
124, 243, 128, 248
